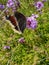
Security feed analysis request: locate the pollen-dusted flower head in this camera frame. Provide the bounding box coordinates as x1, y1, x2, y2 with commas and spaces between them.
26, 16, 37, 29
34, 1, 44, 10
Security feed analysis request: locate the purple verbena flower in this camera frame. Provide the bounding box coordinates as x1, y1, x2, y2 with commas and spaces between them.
18, 37, 25, 43
4, 46, 10, 50
34, 1, 44, 11
31, 14, 39, 18
6, 0, 14, 8
0, 4, 5, 10
26, 16, 37, 29
6, 0, 20, 12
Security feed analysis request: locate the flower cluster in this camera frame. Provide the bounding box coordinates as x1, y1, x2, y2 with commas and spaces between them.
0, 0, 47, 30
6, 0, 20, 12
26, 14, 38, 29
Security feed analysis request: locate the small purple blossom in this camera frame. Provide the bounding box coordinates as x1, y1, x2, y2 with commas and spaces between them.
0, 4, 5, 10
34, 1, 44, 11
4, 46, 10, 50
6, 0, 20, 12
26, 15, 37, 29
6, 0, 14, 8
31, 14, 39, 18
18, 37, 25, 43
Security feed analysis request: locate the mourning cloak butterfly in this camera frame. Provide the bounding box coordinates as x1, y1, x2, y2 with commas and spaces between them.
5, 12, 26, 33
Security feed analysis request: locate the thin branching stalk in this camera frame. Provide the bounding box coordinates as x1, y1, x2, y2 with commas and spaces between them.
0, 7, 8, 17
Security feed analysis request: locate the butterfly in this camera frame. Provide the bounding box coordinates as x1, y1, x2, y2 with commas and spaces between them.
5, 11, 26, 34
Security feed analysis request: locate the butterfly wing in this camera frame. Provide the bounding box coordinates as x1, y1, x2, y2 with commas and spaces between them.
14, 12, 26, 32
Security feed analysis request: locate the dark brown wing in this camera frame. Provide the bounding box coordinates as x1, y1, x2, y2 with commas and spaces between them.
14, 12, 26, 32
